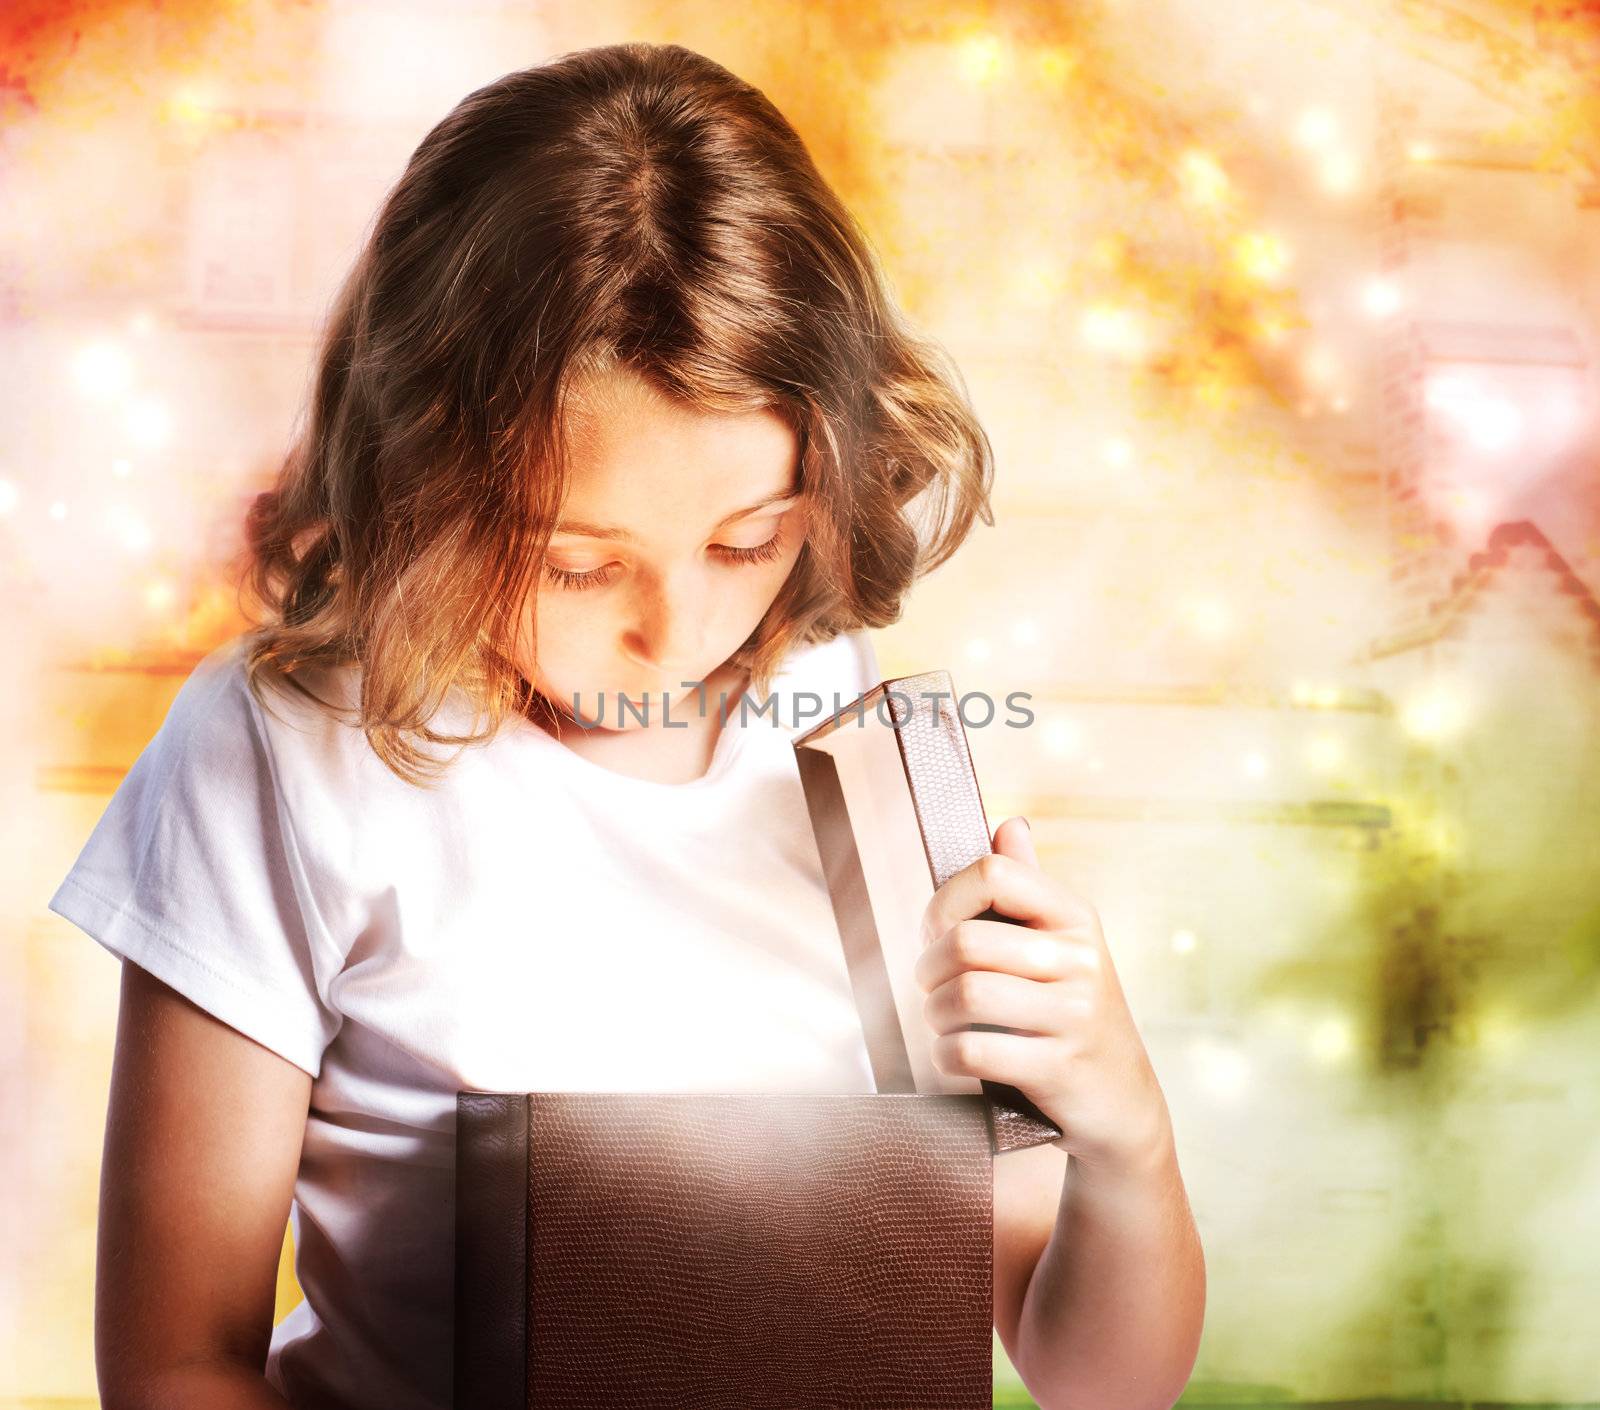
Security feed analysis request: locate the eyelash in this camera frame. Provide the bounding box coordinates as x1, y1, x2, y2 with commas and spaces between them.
542, 533, 787, 592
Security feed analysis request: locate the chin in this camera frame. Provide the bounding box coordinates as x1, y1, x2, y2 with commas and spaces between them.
540, 660, 735, 725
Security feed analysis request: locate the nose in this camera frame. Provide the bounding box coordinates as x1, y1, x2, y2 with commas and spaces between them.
623, 579, 709, 680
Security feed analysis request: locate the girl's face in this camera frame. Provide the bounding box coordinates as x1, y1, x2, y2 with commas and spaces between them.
520, 366, 809, 731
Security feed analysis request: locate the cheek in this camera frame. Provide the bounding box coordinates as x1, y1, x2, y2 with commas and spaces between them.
520, 582, 593, 675
528, 585, 594, 651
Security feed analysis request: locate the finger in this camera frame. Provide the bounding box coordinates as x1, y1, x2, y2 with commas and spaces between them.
923, 968, 1082, 1038
920, 851, 1098, 951
913, 919, 1101, 997
929, 1027, 1052, 1089
992, 815, 1038, 870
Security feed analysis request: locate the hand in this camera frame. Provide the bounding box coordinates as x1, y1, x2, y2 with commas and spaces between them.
912, 816, 1174, 1181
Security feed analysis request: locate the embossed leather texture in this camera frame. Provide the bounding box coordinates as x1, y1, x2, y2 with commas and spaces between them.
455, 1091, 995, 1408
456, 670, 1060, 1406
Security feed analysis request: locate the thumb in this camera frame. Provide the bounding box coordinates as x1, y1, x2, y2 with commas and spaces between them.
992, 815, 1038, 869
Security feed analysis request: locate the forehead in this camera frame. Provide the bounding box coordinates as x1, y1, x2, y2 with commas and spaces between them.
559, 367, 799, 519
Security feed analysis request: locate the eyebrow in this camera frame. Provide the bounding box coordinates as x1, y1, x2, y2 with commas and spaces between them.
551, 489, 801, 543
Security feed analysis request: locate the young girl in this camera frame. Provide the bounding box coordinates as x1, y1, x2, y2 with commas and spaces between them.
49, 41, 1204, 1410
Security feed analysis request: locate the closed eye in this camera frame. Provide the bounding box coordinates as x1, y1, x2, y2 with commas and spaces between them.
711, 534, 786, 567
541, 531, 786, 592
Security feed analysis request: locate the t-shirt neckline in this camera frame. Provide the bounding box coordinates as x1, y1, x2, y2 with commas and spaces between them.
515, 677, 760, 792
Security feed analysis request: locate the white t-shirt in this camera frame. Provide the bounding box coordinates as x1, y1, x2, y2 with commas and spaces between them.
48, 626, 885, 1410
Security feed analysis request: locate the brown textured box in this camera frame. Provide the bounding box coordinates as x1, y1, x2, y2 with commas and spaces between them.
455, 1089, 995, 1409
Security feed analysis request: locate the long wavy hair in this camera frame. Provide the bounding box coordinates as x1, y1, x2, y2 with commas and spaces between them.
237, 40, 996, 787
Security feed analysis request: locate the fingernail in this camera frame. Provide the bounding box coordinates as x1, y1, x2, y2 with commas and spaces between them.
1021, 816, 1032, 835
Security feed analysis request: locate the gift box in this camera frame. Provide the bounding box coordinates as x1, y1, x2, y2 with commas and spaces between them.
453, 668, 1059, 1408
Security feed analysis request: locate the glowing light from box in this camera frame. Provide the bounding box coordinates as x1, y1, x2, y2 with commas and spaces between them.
965, 637, 992, 663
1243, 751, 1269, 779
1233, 231, 1291, 282
1309, 1015, 1353, 1064
49, 500, 68, 520
1408, 139, 1435, 162
1010, 618, 1040, 647
112, 458, 133, 479
1171, 929, 1198, 955
73, 341, 134, 399
128, 309, 158, 337
1191, 1038, 1251, 1101
0, 480, 17, 515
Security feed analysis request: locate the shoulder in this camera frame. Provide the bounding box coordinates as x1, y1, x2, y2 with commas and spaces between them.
781, 627, 881, 700
109, 635, 270, 810
153, 636, 410, 888
191, 634, 400, 784
155, 635, 360, 794
50, 634, 354, 1076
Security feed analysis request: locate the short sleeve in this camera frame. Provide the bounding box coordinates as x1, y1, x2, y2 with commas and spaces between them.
47, 639, 343, 1077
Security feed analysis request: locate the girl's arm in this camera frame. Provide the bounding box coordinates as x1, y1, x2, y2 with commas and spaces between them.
1012, 1128, 1206, 1410
96, 961, 311, 1410
103, 1353, 296, 1410
919, 819, 1206, 1409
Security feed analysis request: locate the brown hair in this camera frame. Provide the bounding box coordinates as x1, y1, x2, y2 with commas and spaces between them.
238, 40, 996, 787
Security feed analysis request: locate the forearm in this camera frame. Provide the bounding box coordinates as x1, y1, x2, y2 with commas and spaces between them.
1012, 1131, 1206, 1410
102, 1359, 294, 1410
